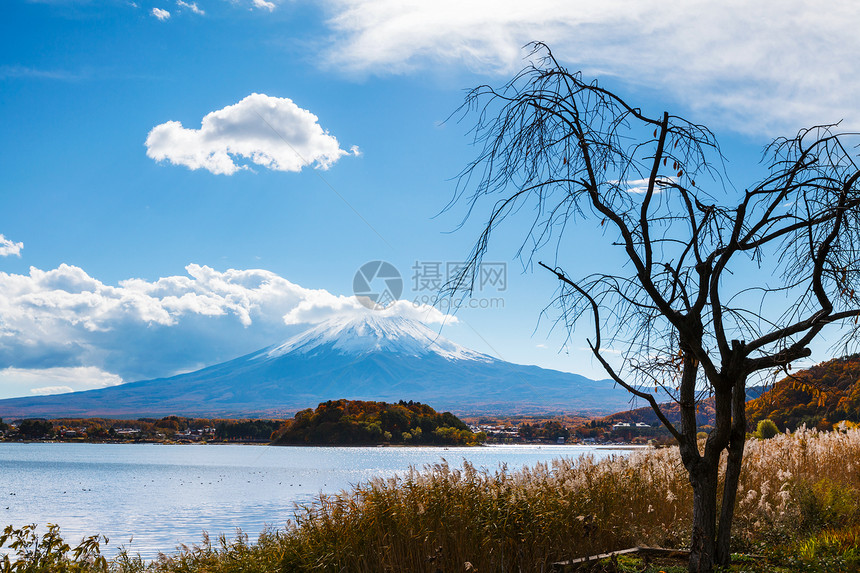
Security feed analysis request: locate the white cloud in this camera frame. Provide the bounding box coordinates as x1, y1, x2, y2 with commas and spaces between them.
0, 66, 84, 81
31, 385, 74, 396
320, 0, 860, 134
0, 366, 123, 400
176, 0, 204, 15
145, 93, 356, 175
283, 293, 453, 326
252, 0, 275, 11
616, 177, 673, 195
0, 235, 23, 257
151, 7, 170, 20
0, 263, 451, 397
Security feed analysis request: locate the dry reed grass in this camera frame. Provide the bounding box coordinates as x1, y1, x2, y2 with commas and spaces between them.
6, 427, 860, 572
273, 427, 860, 571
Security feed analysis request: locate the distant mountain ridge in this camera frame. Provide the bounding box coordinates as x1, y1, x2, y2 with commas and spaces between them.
0, 314, 636, 419
600, 356, 860, 431
601, 385, 769, 428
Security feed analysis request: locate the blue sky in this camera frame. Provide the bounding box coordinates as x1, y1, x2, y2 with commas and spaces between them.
2, 0, 859, 399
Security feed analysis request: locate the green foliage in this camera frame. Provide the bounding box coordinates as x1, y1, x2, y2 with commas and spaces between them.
16, 419, 54, 439
273, 399, 482, 445
0, 524, 107, 573
789, 526, 860, 572
214, 420, 281, 441
519, 421, 571, 441
755, 419, 780, 439
794, 479, 860, 533
141, 530, 304, 573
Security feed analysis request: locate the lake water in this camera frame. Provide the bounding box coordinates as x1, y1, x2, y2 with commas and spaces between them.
0, 442, 637, 558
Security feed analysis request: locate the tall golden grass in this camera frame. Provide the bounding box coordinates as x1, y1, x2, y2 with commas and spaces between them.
5, 427, 860, 572
148, 426, 860, 572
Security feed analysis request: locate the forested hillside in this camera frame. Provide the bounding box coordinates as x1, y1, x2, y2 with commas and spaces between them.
273, 399, 484, 445
747, 354, 860, 431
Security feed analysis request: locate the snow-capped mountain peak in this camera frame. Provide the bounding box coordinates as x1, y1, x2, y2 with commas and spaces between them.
263, 314, 491, 362
0, 310, 635, 419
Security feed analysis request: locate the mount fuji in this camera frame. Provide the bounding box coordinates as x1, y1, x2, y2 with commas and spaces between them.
0, 314, 636, 419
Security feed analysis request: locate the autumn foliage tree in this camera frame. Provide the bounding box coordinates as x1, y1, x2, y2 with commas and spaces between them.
273, 399, 481, 445
450, 43, 860, 572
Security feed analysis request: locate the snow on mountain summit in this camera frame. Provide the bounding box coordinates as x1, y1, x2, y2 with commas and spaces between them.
264, 314, 491, 362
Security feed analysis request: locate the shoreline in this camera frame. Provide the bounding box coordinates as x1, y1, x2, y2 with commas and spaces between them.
0, 439, 653, 449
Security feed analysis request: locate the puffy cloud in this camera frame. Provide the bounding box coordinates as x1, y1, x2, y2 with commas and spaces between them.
0, 263, 451, 396
0, 235, 23, 257
176, 0, 204, 14
0, 264, 310, 354
145, 93, 357, 175
321, 0, 860, 134
151, 7, 170, 20
283, 293, 453, 326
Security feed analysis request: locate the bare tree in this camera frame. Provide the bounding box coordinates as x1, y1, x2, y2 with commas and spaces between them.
450, 43, 860, 572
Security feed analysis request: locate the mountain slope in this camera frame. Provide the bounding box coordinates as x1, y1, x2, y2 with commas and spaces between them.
0, 314, 636, 418
600, 386, 769, 428
598, 355, 860, 432
746, 354, 860, 430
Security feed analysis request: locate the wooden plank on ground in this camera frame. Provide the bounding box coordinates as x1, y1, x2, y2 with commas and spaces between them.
551, 546, 691, 572
551, 547, 641, 572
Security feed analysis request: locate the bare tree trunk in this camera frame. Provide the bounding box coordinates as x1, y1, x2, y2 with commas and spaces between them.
677, 357, 721, 573
715, 379, 747, 565
687, 459, 719, 573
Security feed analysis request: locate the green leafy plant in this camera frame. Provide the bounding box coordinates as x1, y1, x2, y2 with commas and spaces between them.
755, 420, 780, 440
0, 524, 108, 573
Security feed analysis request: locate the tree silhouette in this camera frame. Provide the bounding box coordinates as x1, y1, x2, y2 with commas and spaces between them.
450, 43, 860, 572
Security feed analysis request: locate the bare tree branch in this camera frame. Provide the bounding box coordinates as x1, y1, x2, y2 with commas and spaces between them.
449, 42, 860, 573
